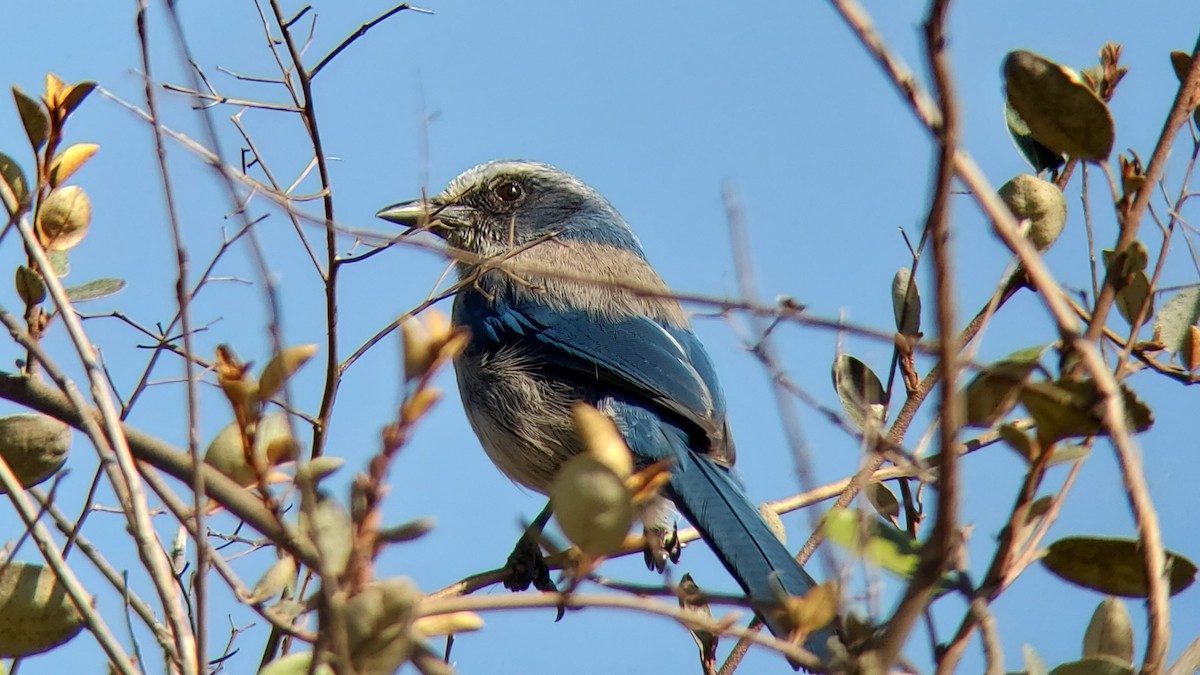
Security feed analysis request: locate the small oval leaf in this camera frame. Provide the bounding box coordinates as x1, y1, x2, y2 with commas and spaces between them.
0, 413, 71, 493
36, 186, 92, 252
832, 355, 887, 431
998, 174, 1068, 251
1042, 536, 1197, 598
64, 278, 125, 303
47, 143, 99, 188
1004, 50, 1115, 160
15, 266, 46, 306
891, 268, 921, 335
1153, 287, 1200, 356
0, 562, 86, 657
1006, 101, 1065, 173
257, 344, 319, 403
1083, 597, 1134, 664
0, 151, 31, 216
12, 87, 49, 151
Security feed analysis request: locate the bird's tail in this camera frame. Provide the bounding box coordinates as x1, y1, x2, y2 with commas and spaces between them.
666, 448, 835, 663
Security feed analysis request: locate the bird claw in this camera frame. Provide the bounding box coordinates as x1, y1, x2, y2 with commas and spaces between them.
503, 532, 556, 593
643, 522, 682, 572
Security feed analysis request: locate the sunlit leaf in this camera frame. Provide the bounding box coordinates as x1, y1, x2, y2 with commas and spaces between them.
866, 483, 901, 522
1153, 287, 1200, 356
0, 563, 86, 657
823, 508, 918, 578
47, 143, 99, 188
1083, 597, 1134, 664
1042, 536, 1197, 597
1004, 50, 1114, 160
831, 354, 886, 431
14, 266, 45, 306
0, 414, 71, 494
1049, 657, 1135, 675
64, 278, 124, 303
257, 344, 319, 403
998, 174, 1067, 251
891, 268, 921, 335
58, 81, 96, 118
36, 186, 92, 251
259, 652, 334, 675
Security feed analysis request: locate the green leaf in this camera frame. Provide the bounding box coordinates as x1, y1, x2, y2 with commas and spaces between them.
1170, 51, 1200, 130
1083, 597, 1134, 664
14, 266, 46, 306
866, 483, 901, 522
0, 152, 31, 217
1114, 272, 1152, 326
47, 251, 69, 278
1019, 378, 1152, 445
64, 278, 125, 303
58, 81, 96, 118
0, 563, 86, 657
963, 345, 1047, 428
12, 87, 49, 151
891, 267, 921, 335
259, 652, 334, 675
1153, 287, 1200, 355
1004, 50, 1115, 161
1041, 536, 1197, 598
823, 508, 918, 578
1005, 101, 1065, 173
1049, 657, 1135, 675
998, 174, 1067, 251
1024, 644, 1050, 675
1048, 444, 1091, 466
831, 354, 887, 431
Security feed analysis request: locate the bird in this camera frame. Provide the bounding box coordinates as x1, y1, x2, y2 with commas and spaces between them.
378, 160, 834, 664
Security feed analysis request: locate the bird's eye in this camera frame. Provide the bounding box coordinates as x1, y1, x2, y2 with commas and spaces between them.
493, 181, 524, 203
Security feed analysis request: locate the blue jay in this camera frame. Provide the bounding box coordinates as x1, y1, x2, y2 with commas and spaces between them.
378, 160, 833, 662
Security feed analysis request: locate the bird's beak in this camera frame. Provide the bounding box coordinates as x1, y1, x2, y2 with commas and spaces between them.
377, 198, 471, 235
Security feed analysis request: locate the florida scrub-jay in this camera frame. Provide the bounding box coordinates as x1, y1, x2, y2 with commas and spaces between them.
378, 160, 832, 662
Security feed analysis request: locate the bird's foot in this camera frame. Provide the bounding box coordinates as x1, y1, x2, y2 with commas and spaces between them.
503, 532, 556, 593
642, 522, 682, 572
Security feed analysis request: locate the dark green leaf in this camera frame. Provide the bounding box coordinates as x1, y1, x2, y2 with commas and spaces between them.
0, 151, 30, 217
866, 483, 900, 522
964, 345, 1047, 428
831, 354, 886, 431
1019, 379, 1153, 445
1004, 50, 1115, 160
64, 278, 125, 303
891, 268, 921, 335
1042, 536, 1197, 597
12, 86, 49, 151
1026, 495, 1054, 524
1005, 101, 1065, 173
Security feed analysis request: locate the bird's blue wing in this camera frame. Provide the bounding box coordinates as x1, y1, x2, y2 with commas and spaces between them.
455, 291, 726, 441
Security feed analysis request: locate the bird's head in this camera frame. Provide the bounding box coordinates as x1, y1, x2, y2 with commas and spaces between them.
377, 160, 644, 259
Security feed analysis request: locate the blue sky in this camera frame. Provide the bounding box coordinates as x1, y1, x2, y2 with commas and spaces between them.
3, 1, 1200, 673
